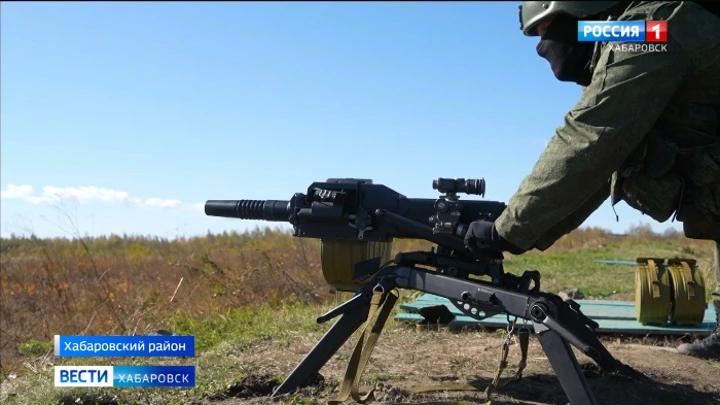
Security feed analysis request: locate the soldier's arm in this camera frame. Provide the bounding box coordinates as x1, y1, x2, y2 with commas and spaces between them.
494, 38, 692, 251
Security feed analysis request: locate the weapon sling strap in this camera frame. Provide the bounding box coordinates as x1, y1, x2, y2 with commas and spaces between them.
328, 298, 530, 405
327, 287, 399, 405
393, 326, 530, 405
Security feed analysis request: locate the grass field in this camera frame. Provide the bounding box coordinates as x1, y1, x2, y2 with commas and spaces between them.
0, 224, 717, 405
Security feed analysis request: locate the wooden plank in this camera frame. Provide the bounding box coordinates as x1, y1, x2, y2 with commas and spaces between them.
397, 295, 716, 336
405, 296, 715, 322
590, 260, 638, 266
394, 313, 715, 336
401, 302, 717, 323
400, 302, 639, 320
410, 294, 636, 307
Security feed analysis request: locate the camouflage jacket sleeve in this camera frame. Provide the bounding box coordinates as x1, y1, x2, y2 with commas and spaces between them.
494, 10, 692, 251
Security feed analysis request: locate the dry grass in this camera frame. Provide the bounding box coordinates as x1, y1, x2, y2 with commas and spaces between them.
0, 228, 327, 376
0, 223, 716, 382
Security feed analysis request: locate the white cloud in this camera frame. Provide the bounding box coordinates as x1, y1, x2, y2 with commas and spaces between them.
0, 184, 202, 211
144, 197, 183, 209
2, 184, 34, 199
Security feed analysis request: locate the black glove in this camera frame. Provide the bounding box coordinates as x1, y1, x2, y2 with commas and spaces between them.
463, 220, 527, 255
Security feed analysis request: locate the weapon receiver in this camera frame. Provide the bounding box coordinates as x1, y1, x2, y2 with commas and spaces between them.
206, 177, 507, 290
205, 177, 499, 242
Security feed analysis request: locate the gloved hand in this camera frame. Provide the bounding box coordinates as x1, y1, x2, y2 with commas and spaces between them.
463, 220, 527, 255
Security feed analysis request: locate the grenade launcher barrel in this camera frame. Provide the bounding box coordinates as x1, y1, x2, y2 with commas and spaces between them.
205, 178, 506, 251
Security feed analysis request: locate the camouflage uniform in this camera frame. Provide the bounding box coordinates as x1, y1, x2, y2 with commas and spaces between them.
497, 1, 720, 250
506, 1, 720, 357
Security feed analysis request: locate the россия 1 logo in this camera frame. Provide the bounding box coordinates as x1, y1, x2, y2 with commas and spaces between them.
577, 20, 667, 43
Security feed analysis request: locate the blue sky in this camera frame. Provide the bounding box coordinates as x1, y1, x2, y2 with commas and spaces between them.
1, 1, 683, 239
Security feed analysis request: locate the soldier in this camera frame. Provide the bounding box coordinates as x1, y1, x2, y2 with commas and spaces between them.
464, 1, 720, 359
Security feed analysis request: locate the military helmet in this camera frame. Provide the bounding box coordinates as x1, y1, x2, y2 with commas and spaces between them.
519, 1, 620, 36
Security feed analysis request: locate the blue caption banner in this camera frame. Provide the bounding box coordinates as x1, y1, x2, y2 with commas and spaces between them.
55, 365, 196, 387
55, 335, 195, 357
577, 21, 646, 42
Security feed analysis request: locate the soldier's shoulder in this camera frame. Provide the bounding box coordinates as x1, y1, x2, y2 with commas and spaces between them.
591, 1, 719, 66
620, 1, 720, 53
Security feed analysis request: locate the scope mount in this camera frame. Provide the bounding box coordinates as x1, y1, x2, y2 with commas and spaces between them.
430, 178, 486, 237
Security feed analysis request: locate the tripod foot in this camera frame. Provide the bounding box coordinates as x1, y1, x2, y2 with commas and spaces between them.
272, 298, 370, 396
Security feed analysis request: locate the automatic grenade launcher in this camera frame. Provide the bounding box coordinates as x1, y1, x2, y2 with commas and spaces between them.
204, 177, 639, 405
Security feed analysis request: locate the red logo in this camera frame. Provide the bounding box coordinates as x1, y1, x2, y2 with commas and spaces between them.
646, 21, 667, 43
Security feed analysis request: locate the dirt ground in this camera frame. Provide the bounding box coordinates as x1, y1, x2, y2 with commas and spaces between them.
198, 327, 720, 405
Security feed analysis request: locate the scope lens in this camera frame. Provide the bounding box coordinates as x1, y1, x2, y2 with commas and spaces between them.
467, 179, 485, 195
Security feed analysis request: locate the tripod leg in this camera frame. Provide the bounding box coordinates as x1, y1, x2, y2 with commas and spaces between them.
272, 301, 370, 396
535, 327, 598, 405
